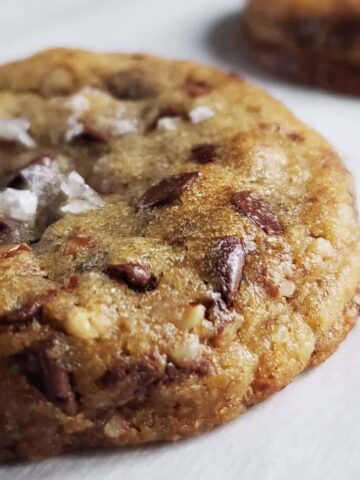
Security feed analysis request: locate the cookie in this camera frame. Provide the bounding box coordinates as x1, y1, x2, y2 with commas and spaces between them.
0, 49, 359, 461
242, 0, 360, 95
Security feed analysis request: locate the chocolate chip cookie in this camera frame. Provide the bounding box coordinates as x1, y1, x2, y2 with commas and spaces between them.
242, 0, 360, 95
0, 49, 359, 461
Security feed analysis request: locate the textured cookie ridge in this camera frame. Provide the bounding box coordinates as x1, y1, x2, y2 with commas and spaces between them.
0, 48, 359, 461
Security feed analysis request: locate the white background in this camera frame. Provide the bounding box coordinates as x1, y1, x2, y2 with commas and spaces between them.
1, 1, 360, 479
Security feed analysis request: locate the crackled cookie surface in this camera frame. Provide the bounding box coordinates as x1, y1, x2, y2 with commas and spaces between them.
242, 0, 360, 95
0, 49, 359, 461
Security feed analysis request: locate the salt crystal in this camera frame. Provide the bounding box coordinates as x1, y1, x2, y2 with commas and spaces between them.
189, 106, 214, 124
157, 117, 179, 132
0, 189, 38, 223
64, 116, 85, 142
0, 118, 36, 148
60, 171, 104, 214
100, 117, 138, 136
64, 94, 90, 115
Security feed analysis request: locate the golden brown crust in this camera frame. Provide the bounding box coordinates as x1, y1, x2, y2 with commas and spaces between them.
0, 49, 359, 461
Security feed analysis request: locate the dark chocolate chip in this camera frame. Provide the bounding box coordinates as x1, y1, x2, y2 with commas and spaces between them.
0, 301, 42, 326
15, 340, 78, 416
231, 191, 285, 235
214, 236, 245, 307
136, 171, 201, 209
190, 143, 217, 164
164, 359, 211, 383
99, 363, 160, 405
0, 290, 58, 329
107, 68, 159, 100
104, 263, 157, 292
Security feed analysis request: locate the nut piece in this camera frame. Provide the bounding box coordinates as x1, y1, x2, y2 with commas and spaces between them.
278, 279, 296, 298
104, 415, 128, 439
65, 305, 116, 339
309, 238, 336, 259
181, 304, 206, 331
170, 334, 203, 366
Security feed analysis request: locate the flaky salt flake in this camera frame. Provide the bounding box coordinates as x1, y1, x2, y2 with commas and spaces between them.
189, 106, 214, 124
0, 189, 38, 223
21, 157, 62, 201
0, 118, 36, 148
64, 94, 90, 115
104, 118, 138, 136
61, 199, 99, 214
60, 171, 104, 214
157, 117, 179, 132
64, 116, 84, 142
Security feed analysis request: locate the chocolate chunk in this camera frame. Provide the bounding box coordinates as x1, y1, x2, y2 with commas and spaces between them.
190, 144, 217, 164
231, 191, 285, 235
137, 172, 201, 209
99, 363, 160, 405
0, 301, 42, 326
107, 68, 159, 100
15, 340, 78, 416
214, 236, 245, 307
184, 76, 213, 97
164, 359, 211, 383
104, 263, 157, 292
0, 290, 58, 328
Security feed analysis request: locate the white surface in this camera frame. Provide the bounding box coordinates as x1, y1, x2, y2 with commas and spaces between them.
1, 0, 360, 479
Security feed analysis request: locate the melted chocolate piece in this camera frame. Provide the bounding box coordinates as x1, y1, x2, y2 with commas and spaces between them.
231, 191, 285, 235
214, 236, 245, 307
99, 363, 160, 405
15, 340, 78, 416
137, 172, 201, 209
104, 263, 157, 292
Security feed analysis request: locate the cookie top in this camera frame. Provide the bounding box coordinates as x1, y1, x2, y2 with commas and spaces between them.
0, 49, 359, 459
